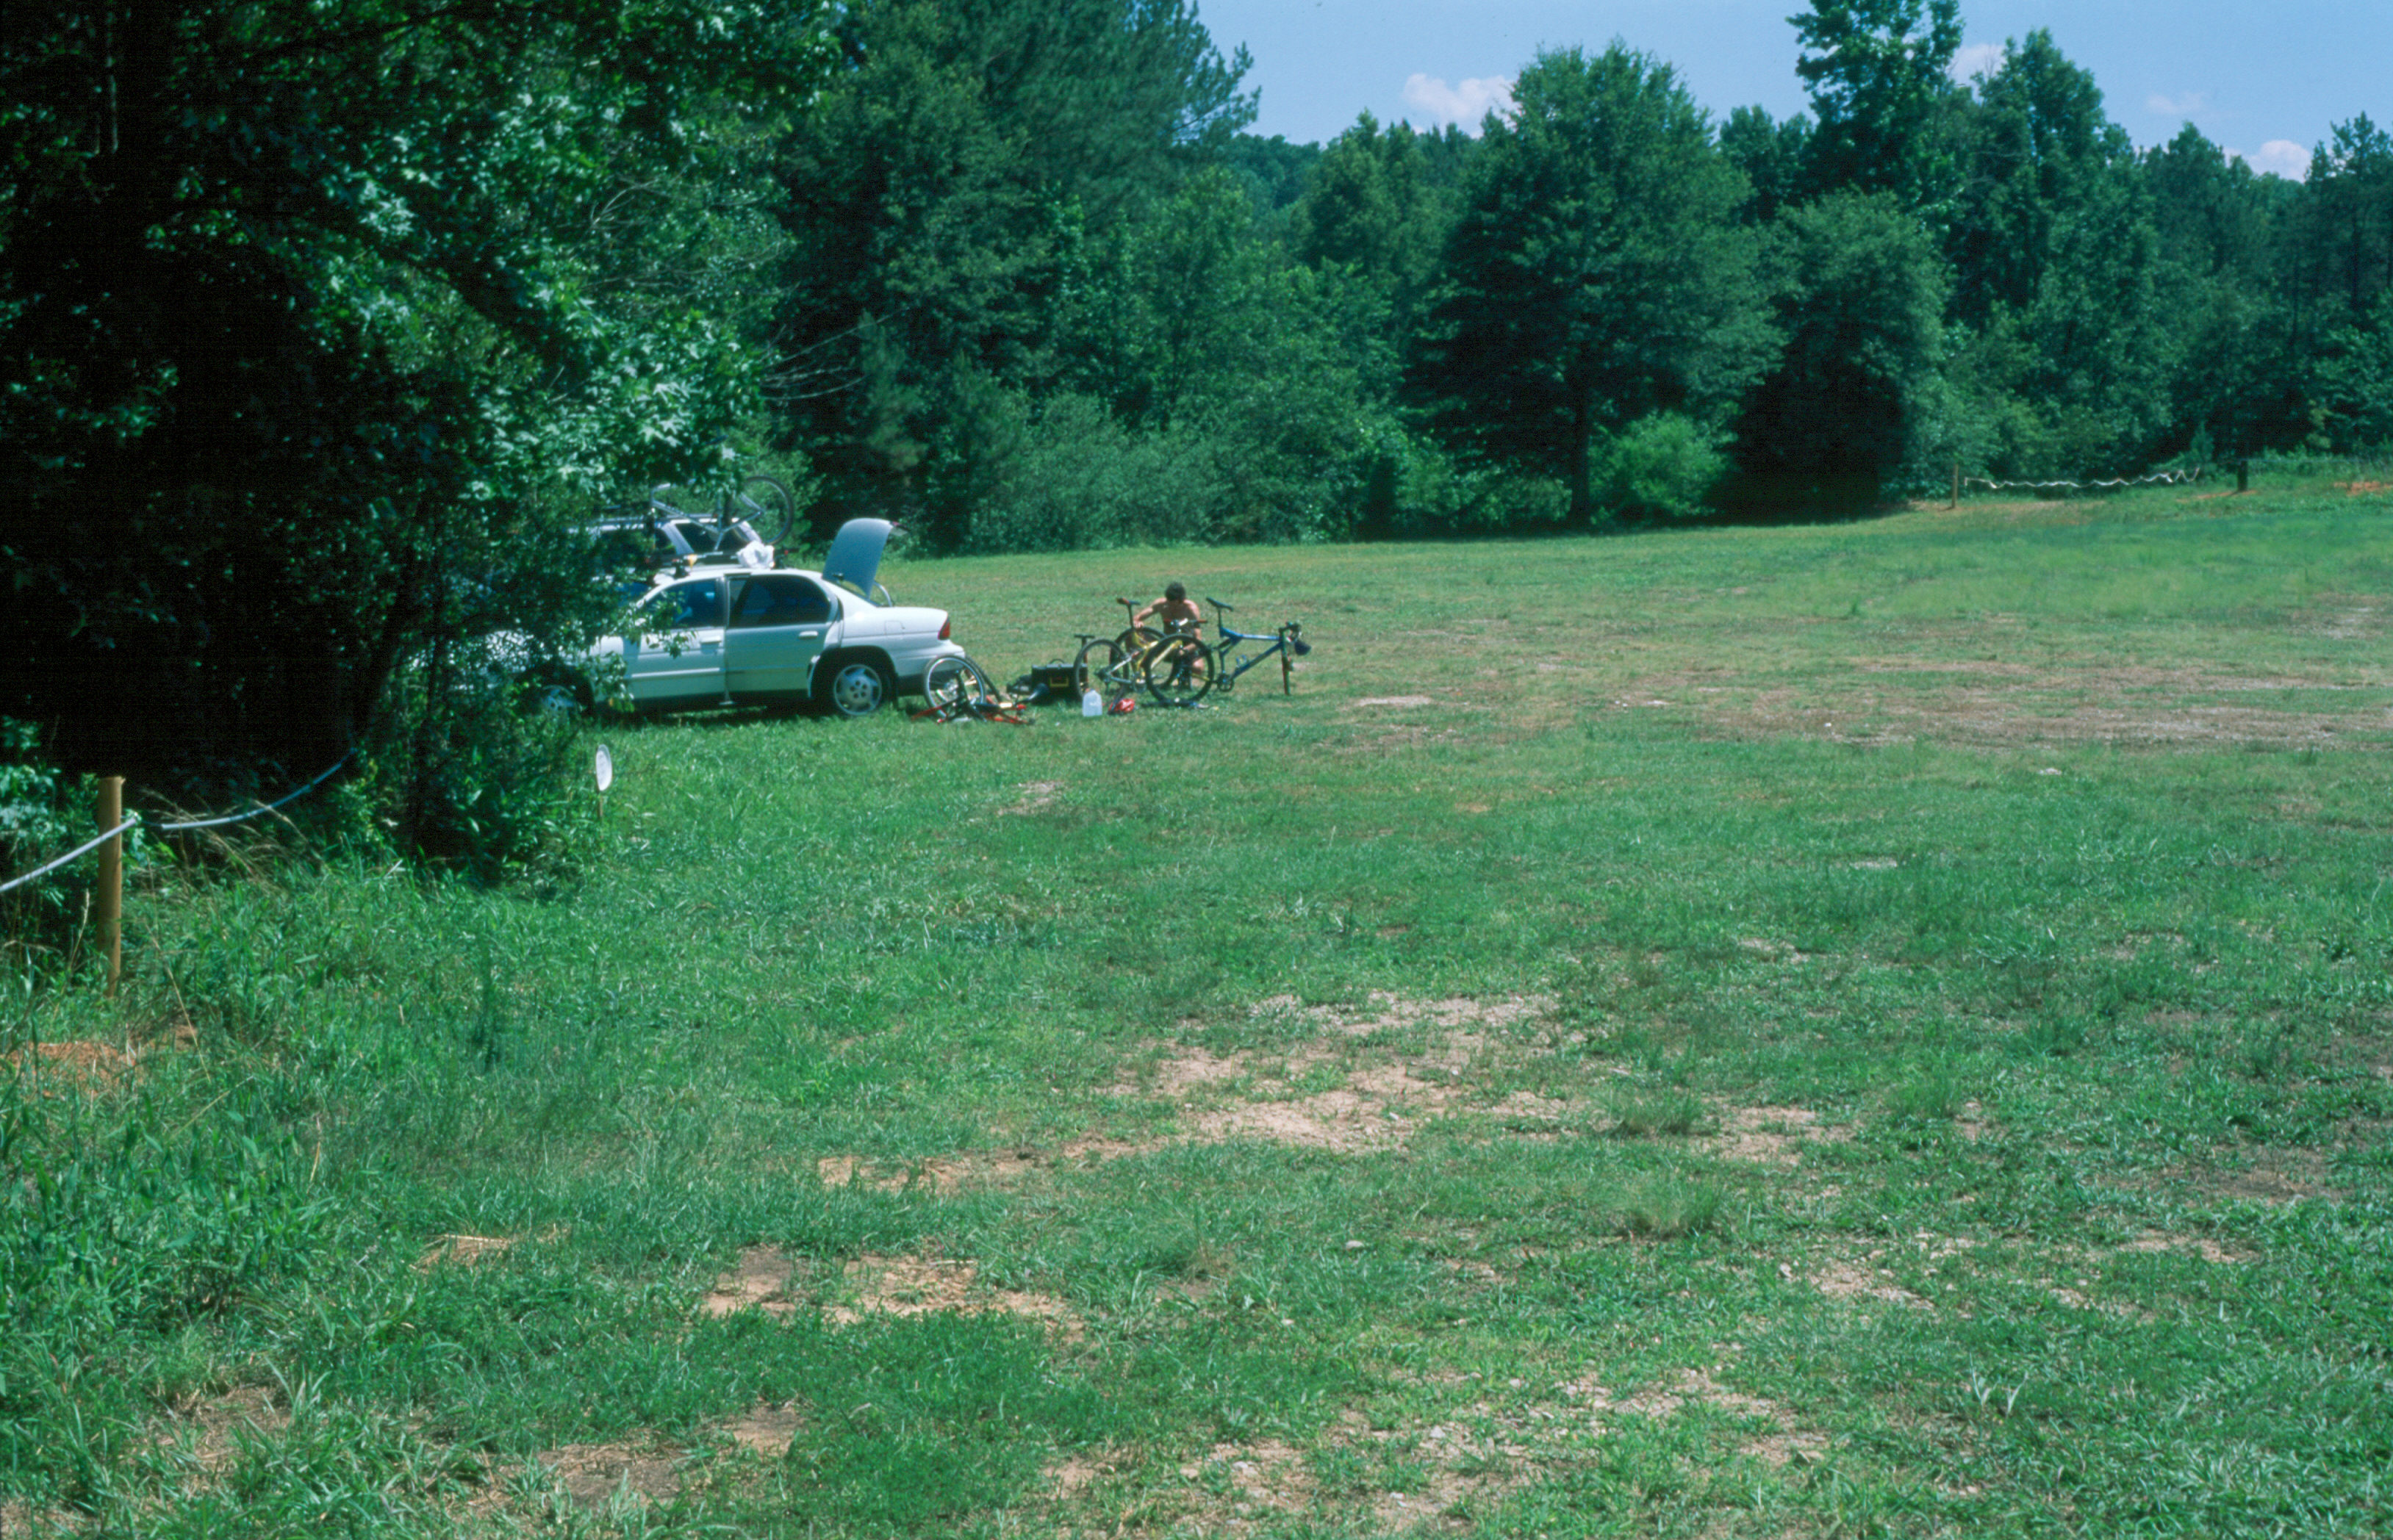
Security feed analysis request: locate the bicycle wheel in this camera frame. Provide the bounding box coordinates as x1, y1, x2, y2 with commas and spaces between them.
922, 655, 977, 714
728, 474, 797, 545
1072, 637, 1132, 705
1143, 635, 1214, 708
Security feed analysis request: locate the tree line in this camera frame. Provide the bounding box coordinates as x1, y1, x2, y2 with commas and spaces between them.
1, 0, 2386, 863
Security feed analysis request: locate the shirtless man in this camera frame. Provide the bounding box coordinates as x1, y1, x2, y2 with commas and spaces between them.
1132, 581, 1203, 636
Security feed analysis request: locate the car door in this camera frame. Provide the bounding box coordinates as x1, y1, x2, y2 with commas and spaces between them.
620, 575, 728, 705
722, 573, 836, 702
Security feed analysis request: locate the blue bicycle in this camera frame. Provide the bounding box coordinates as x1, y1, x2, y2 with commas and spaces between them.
1141, 597, 1310, 708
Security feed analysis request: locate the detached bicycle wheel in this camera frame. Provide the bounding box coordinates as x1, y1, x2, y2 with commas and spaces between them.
922, 655, 977, 713
1073, 638, 1132, 705
728, 474, 797, 545
1143, 635, 1214, 708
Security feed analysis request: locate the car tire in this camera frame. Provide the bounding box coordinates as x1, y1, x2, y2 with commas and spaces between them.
818, 654, 895, 719
527, 667, 595, 718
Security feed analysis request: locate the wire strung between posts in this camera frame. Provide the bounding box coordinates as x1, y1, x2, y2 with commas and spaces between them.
1963, 467, 2206, 492
0, 818, 140, 896
153, 751, 354, 832
0, 751, 354, 893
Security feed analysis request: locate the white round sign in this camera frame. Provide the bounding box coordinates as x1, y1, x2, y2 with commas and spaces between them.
594, 745, 614, 794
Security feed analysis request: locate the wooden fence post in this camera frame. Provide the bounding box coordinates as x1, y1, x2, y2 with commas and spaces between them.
1951, 459, 1961, 509
96, 775, 123, 996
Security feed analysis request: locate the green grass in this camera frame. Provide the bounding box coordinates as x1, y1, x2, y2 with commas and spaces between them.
5, 478, 2392, 1536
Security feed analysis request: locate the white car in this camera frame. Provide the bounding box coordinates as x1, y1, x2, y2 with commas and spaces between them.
587, 519, 965, 718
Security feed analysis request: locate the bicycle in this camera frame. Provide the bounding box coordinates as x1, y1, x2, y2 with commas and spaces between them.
661, 473, 797, 548
592, 473, 799, 566
1067, 597, 1167, 708
916, 655, 1032, 724
1141, 598, 1308, 708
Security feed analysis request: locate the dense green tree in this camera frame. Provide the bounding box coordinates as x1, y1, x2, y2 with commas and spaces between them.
1789, 0, 1962, 209
2141, 126, 2304, 455
2297, 115, 2393, 324
1947, 29, 2128, 322
1410, 45, 1773, 525
0, 0, 827, 802
1729, 191, 1948, 506
1721, 105, 1813, 224
1223, 133, 1322, 217
1296, 115, 1449, 289
767, 0, 1252, 546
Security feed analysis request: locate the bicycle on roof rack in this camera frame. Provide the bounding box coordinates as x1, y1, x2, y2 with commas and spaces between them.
588, 472, 799, 572
1140, 597, 1309, 709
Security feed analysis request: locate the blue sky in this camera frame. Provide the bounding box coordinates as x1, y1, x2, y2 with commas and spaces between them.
1197, 1, 2388, 178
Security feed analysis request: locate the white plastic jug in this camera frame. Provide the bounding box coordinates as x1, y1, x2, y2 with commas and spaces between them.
1081, 688, 1102, 717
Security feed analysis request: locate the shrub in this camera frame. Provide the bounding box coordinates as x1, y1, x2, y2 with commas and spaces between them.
1596, 413, 1732, 522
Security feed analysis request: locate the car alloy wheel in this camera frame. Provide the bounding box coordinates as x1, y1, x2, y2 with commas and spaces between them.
825, 658, 891, 718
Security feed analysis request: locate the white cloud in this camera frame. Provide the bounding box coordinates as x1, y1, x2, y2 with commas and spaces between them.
1948, 43, 2004, 83
2230, 140, 2310, 179
1401, 73, 1515, 135
2147, 91, 2209, 120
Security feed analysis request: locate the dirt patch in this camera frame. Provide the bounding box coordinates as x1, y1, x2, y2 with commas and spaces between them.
150, 1385, 290, 1471
1354, 696, 1436, 708
1543, 1367, 1831, 1472
818, 1139, 1160, 1195
417, 1233, 516, 1270
4, 1039, 139, 1095
720, 1400, 803, 1458
1044, 1450, 1122, 1500
830, 993, 1560, 1186
1707, 1104, 1852, 1167
1743, 1429, 1831, 1467
0, 1500, 85, 1536
538, 1442, 684, 1511
829, 1254, 1083, 1340
1805, 1256, 1932, 1309
1000, 780, 1063, 816
1187, 1082, 1429, 1154
2121, 1231, 2255, 1265
703, 1243, 800, 1318
2174, 1147, 2344, 1206
1299, 990, 1554, 1039
1180, 1439, 1314, 1517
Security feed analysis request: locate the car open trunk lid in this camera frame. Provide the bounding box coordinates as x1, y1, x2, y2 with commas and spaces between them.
820, 519, 894, 598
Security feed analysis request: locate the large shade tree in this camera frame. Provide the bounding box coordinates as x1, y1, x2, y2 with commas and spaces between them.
0, 0, 829, 799
1410, 44, 1772, 525
1790, 0, 1963, 210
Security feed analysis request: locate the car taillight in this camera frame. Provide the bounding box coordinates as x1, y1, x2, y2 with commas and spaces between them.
939, 616, 952, 640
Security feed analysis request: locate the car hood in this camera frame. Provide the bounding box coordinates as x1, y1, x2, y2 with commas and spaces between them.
821, 519, 893, 597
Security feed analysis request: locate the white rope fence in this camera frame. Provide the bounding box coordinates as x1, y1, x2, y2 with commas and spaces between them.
0, 818, 140, 896
0, 751, 353, 894
1962, 466, 2207, 492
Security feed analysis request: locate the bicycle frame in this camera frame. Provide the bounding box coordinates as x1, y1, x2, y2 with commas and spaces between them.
1204, 598, 1305, 694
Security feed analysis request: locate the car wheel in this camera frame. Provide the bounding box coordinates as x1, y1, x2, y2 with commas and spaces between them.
527, 668, 595, 718
819, 655, 894, 719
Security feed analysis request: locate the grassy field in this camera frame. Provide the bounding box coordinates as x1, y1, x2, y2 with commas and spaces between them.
5, 479, 2391, 1538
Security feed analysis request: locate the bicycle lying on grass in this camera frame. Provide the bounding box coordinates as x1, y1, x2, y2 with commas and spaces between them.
916, 655, 1033, 724
1141, 598, 1309, 708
